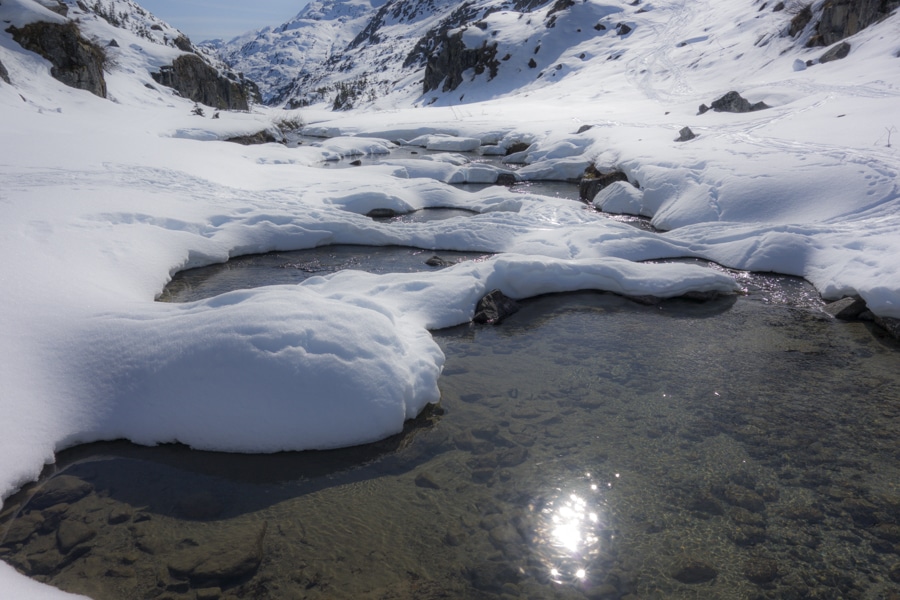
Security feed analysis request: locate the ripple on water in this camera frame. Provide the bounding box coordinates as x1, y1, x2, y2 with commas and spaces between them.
3, 267, 900, 600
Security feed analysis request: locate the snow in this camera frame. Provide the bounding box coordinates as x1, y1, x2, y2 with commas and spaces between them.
1, 0, 900, 596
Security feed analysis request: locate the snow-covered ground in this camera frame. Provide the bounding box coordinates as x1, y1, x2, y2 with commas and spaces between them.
1, 0, 899, 596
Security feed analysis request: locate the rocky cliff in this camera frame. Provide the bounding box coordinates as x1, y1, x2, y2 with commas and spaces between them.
151, 54, 260, 111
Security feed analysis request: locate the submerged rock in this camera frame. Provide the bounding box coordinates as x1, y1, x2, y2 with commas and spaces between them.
671, 559, 718, 583
28, 475, 93, 510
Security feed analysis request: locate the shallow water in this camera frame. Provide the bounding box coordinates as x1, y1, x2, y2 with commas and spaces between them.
2, 249, 899, 600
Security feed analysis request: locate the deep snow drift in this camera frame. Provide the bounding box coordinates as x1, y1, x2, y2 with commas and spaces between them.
1, 0, 899, 597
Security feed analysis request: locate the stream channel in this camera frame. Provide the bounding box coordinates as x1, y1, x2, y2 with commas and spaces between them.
1, 144, 899, 600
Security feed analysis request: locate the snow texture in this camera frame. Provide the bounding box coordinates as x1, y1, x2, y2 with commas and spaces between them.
1, 0, 900, 596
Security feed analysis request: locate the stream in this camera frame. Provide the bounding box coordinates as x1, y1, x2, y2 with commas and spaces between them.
1, 146, 899, 600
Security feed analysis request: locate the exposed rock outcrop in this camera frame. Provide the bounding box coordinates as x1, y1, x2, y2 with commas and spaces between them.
473, 289, 520, 324
808, 0, 899, 46
152, 54, 259, 110
0, 58, 10, 85
423, 30, 500, 93
819, 40, 851, 62
580, 166, 630, 201
8, 21, 107, 97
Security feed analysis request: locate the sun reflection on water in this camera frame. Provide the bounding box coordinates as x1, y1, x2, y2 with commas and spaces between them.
530, 471, 612, 586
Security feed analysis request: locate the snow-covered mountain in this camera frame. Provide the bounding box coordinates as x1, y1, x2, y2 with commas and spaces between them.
214, 0, 899, 110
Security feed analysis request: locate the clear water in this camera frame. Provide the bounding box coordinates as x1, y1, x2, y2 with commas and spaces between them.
2, 248, 899, 600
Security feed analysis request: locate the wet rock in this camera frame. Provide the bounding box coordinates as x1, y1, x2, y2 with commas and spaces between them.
875, 315, 900, 340
781, 504, 825, 524
28, 475, 93, 510
579, 166, 629, 201
488, 523, 521, 549
890, 562, 900, 583
841, 497, 878, 527
670, 559, 717, 583
730, 525, 767, 547
729, 507, 766, 528
414, 472, 441, 490
495, 172, 517, 186
27, 548, 67, 575
175, 491, 224, 520
744, 558, 779, 584
107, 507, 132, 525
706, 90, 769, 113
56, 520, 96, 554
473, 289, 520, 324
2, 511, 45, 546
722, 484, 766, 513
873, 524, 900, 543
196, 588, 223, 600
688, 491, 724, 516
467, 560, 520, 591
167, 521, 267, 584
425, 255, 455, 267
675, 126, 696, 142
820, 41, 851, 63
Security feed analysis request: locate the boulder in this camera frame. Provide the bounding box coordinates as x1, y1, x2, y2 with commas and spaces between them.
675, 126, 697, 142
8, 21, 107, 98
822, 296, 867, 319
473, 289, 520, 324
820, 41, 851, 63
707, 91, 769, 113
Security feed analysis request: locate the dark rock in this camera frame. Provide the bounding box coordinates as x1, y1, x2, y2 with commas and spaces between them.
698, 103, 709, 114
425, 255, 455, 267
820, 41, 851, 63
723, 484, 766, 512
0, 58, 11, 85
528, 57, 537, 68
671, 559, 717, 583
505, 141, 531, 155
473, 289, 520, 324
841, 497, 878, 526
56, 520, 96, 554
152, 54, 257, 110
28, 476, 93, 510
577, 124, 594, 133
422, 30, 499, 93
107, 38, 119, 48
616, 23, 633, 35
675, 126, 696, 141
2, 511, 44, 545
196, 588, 223, 600
708, 91, 769, 113
173, 35, 193, 53
580, 167, 629, 201
809, 0, 899, 47
349, 159, 363, 166
874, 315, 900, 340
789, 3, 814, 36
773, 1, 785, 10
890, 562, 900, 583
594, 22, 607, 31
822, 296, 867, 319
873, 524, 900, 543
224, 130, 278, 145
107, 507, 131, 525
689, 491, 724, 515
27, 548, 66, 575
9, 21, 107, 97
744, 558, 779, 584
495, 172, 517, 186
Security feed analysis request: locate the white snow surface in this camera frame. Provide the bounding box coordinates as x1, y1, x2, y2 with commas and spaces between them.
2, 0, 900, 596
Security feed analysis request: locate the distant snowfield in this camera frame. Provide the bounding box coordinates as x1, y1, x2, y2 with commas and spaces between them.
1, 0, 899, 596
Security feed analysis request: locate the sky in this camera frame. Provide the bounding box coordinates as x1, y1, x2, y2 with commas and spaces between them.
137, 0, 309, 41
